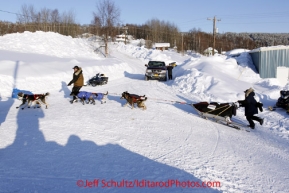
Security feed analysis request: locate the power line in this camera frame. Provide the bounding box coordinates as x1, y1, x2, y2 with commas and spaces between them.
0, 9, 23, 17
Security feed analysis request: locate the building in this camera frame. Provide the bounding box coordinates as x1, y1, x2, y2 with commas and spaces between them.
154, 43, 170, 51
249, 46, 289, 85
203, 47, 218, 56
115, 34, 133, 43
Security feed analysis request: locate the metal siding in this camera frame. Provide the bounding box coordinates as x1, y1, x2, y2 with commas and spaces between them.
257, 48, 289, 78
281, 49, 289, 67
249, 47, 289, 78
249, 52, 260, 73
261, 51, 275, 78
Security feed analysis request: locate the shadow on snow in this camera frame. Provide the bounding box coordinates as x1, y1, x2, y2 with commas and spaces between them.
0, 106, 221, 193
124, 71, 146, 81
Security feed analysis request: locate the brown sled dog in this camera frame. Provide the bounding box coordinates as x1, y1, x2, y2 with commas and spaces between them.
16, 92, 50, 110
120, 91, 147, 110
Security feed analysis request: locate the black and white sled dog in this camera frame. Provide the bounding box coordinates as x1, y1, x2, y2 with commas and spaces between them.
72, 91, 108, 105
16, 92, 50, 110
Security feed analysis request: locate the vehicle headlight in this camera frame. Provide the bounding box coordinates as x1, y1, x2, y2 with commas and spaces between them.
146, 69, 152, 73
161, 70, 167, 73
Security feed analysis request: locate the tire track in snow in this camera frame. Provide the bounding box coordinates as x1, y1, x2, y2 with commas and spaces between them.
152, 116, 194, 161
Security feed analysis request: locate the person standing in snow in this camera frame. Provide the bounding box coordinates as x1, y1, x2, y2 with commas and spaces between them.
166, 65, 175, 80
238, 88, 264, 129
67, 66, 84, 103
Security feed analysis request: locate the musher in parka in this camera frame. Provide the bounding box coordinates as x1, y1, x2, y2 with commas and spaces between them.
238, 88, 264, 129
67, 66, 84, 103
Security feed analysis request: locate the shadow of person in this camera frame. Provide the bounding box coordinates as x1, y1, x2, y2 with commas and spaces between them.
107, 94, 124, 107
0, 97, 14, 126
59, 81, 72, 99
0, 107, 221, 192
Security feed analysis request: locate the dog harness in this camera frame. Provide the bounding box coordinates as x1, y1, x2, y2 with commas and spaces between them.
21, 94, 41, 100
77, 91, 88, 99
129, 94, 145, 102
91, 92, 105, 100
33, 94, 41, 100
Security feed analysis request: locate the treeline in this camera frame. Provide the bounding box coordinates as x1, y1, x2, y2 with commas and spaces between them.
120, 22, 289, 53
1, 4, 289, 53
241, 33, 289, 47
0, 4, 82, 36
121, 23, 254, 53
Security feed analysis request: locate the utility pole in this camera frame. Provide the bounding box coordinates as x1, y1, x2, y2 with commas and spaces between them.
207, 16, 221, 55
182, 33, 184, 56
122, 26, 128, 45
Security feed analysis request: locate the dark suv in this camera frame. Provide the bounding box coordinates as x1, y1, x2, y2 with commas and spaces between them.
145, 61, 167, 81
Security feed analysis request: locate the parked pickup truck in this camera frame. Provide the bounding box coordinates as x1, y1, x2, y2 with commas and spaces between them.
145, 61, 167, 81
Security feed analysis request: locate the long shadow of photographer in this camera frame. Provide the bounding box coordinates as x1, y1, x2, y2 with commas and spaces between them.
0, 103, 221, 192
0, 97, 14, 126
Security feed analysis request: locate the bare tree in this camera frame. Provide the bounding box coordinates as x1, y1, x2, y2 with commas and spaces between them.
61, 10, 76, 35
92, 0, 120, 56
40, 8, 51, 31
17, 4, 36, 30
50, 9, 60, 32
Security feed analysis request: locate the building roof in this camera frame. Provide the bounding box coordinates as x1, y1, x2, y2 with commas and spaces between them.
250, 45, 289, 53
203, 47, 218, 53
154, 43, 170, 47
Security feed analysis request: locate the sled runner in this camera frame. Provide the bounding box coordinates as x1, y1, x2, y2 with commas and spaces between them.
87, 73, 108, 87
191, 102, 249, 131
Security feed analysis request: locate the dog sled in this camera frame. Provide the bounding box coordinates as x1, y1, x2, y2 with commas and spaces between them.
269, 90, 289, 113
87, 73, 108, 87
191, 102, 248, 130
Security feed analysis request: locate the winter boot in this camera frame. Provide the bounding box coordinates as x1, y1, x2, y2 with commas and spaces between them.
247, 125, 255, 129
259, 118, 264, 125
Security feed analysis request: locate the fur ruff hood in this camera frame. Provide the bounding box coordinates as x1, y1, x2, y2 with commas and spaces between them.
245, 87, 254, 97
74, 67, 82, 76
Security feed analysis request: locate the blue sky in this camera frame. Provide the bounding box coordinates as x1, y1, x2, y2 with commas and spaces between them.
1, 0, 289, 33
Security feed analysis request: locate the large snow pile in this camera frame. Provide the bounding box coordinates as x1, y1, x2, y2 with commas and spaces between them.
0, 31, 100, 58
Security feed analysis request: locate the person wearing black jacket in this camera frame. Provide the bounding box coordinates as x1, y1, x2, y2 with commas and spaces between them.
166, 65, 174, 80
238, 88, 264, 129
67, 66, 84, 103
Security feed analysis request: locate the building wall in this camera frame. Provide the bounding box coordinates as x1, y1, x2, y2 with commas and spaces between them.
249, 47, 289, 78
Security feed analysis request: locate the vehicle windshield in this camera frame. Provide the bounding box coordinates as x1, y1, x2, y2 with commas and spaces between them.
148, 61, 165, 67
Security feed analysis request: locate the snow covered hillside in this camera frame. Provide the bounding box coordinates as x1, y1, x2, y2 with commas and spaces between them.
0, 31, 289, 193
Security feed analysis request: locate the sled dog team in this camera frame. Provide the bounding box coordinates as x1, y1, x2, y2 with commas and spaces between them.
15, 66, 264, 129
16, 91, 147, 110
16, 66, 147, 110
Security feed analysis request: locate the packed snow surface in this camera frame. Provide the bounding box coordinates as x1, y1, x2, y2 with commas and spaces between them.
0, 31, 289, 193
